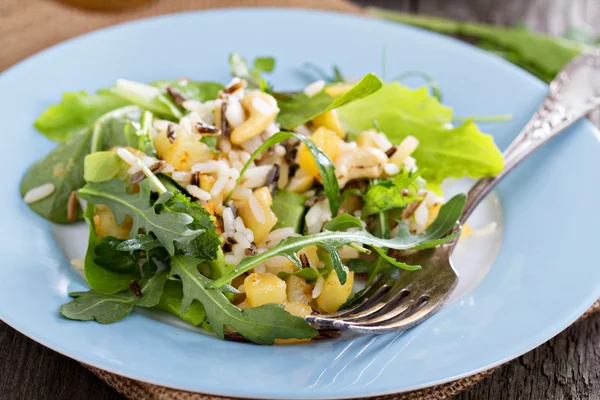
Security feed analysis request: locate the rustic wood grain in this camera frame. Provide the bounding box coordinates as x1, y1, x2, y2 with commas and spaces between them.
2, 1, 600, 400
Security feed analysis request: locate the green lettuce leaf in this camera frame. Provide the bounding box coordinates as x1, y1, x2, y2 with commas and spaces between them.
34, 90, 130, 142
338, 82, 504, 184
60, 269, 168, 324
111, 79, 182, 119
277, 73, 383, 129
83, 152, 129, 183
152, 80, 224, 103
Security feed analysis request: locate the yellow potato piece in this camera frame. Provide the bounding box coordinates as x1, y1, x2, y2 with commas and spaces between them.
284, 302, 313, 317
154, 127, 214, 171
316, 268, 354, 313
93, 204, 132, 240
285, 275, 313, 304
286, 169, 315, 193
298, 127, 343, 179
244, 272, 287, 307
237, 187, 278, 244
311, 110, 345, 138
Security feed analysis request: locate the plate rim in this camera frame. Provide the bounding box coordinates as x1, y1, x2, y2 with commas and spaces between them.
1, 7, 600, 399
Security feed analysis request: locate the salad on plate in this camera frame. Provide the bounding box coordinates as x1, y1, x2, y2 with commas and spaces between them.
20, 54, 504, 345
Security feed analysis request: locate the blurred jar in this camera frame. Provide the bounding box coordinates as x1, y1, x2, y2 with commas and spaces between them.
58, 0, 153, 11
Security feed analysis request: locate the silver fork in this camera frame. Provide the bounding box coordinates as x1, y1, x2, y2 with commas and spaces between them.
305, 49, 600, 334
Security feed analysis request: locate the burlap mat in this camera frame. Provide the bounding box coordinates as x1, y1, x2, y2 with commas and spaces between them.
3, 1, 600, 399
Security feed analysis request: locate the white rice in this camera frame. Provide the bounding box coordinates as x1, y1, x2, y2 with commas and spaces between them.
172, 171, 191, 183
225, 96, 245, 128
411, 200, 429, 234
248, 194, 266, 224
264, 255, 291, 269
210, 165, 230, 197
312, 276, 325, 299
179, 116, 192, 136
305, 200, 331, 234
191, 160, 225, 174
304, 80, 325, 97
116, 147, 138, 165
373, 132, 393, 152
218, 137, 232, 153
231, 186, 252, 200
240, 135, 263, 154
242, 166, 272, 188
274, 145, 286, 157
339, 245, 360, 260
239, 151, 251, 164
186, 185, 211, 201
265, 122, 280, 137
222, 207, 235, 237
253, 264, 267, 274
233, 232, 251, 249
24, 183, 55, 204
277, 163, 289, 189
264, 228, 295, 247
153, 119, 171, 132
225, 254, 240, 265
234, 216, 246, 232
293, 124, 312, 136
251, 96, 274, 116
383, 163, 400, 176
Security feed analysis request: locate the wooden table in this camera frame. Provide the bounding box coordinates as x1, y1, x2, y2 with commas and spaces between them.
2, 1, 600, 399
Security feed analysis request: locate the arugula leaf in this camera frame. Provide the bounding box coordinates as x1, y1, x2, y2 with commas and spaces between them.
60, 269, 168, 324
229, 131, 340, 216
34, 90, 130, 142
369, 9, 586, 82
84, 152, 129, 183
82, 204, 138, 294
276, 73, 383, 129
199, 136, 220, 155
77, 180, 204, 255
94, 236, 139, 273
271, 190, 307, 232
152, 80, 224, 103
20, 127, 91, 223
171, 255, 317, 344
229, 53, 275, 90
111, 79, 182, 119
155, 280, 208, 328
213, 194, 466, 287
362, 171, 422, 216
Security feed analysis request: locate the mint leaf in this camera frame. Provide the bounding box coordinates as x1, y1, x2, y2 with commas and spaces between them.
77, 179, 204, 255
277, 73, 383, 130
60, 270, 168, 324
171, 256, 317, 344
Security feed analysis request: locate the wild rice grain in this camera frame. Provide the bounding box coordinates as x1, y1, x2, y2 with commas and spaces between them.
166, 86, 186, 106
167, 124, 177, 143
129, 280, 143, 298
67, 190, 78, 222
24, 183, 55, 204
265, 164, 280, 195
195, 122, 221, 135
248, 194, 266, 224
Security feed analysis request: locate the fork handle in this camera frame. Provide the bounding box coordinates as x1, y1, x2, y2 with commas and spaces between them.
459, 50, 600, 223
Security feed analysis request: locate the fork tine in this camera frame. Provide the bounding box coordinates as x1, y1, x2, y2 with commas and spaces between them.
320, 276, 390, 318
342, 289, 409, 322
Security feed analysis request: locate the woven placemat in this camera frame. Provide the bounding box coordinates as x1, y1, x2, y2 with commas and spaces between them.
3, 1, 600, 399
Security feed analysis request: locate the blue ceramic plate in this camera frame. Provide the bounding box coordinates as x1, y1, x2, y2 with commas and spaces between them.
1, 9, 600, 400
